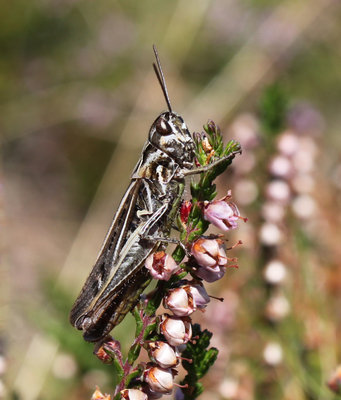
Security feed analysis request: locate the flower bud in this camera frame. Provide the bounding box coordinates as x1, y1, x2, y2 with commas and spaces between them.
163, 287, 195, 317
91, 386, 111, 400
147, 341, 178, 368
159, 314, 192, 346
120, 389, 148, 400
180, 201, 192, 224
93, 337, 121, 364
145, 251, 179, 281
191, 238, 227, 269
143, 364, 175, 395
204, 199, 241, 231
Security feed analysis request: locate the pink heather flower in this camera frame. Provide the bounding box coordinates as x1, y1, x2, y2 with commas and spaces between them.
163, 281, 211, 315
191, 238, 227, 268
195, 264, 225, 283
159, 314, 192, 346
145, 251, 179, 281
188, 282, 210, 309
204, 198, 241, 231
147, 341, 178, 369
120, 389, 148, 400
143, 364, 175, 395
163, 287, 195, 317
269, 155, 293, 179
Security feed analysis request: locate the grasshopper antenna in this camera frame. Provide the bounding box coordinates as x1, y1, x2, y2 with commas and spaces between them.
153, 44, 173, 112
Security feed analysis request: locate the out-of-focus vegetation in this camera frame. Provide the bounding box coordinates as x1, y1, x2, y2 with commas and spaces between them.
2, 0, 341, 399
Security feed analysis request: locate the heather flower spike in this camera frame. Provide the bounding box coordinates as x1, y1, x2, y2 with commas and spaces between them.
86, 119, 242, 400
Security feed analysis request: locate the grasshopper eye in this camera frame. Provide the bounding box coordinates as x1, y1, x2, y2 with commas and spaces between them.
155, 117, 172, 135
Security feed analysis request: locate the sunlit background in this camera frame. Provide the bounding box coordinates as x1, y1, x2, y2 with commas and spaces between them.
2, 0, 341, 399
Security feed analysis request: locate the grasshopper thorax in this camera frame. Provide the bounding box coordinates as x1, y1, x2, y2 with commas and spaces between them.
149, 111, 195, 169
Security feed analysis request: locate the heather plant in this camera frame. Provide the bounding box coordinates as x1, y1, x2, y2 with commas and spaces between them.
90, 121, 244, 400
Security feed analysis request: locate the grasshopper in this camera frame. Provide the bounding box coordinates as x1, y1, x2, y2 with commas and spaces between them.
70, 46, 238, 342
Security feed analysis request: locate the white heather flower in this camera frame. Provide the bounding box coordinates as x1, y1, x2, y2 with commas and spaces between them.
263, 342, 283, 366
265, 294, 290, 322
159, 315, 192, 346
145, 251, 179, 281
163, 287, 195, 317
276, 131, 299, 156
269, 155, 293, 179
263, 260, 287, 285
120, 389, 148, 400
147, 341, 178, 369
261, 202, 286, 223
292, 195, 316, 219
259, 223, 282, 246
265, 180, 291, 204
143, 364, 175, 395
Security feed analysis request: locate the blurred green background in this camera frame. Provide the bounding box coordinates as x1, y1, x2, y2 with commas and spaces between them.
2, 0, 341, 399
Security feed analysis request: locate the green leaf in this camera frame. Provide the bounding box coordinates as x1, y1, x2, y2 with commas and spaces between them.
180, 324, 219, 400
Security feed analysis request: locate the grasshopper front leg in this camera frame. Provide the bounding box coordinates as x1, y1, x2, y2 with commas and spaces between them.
178, 149, 242, 178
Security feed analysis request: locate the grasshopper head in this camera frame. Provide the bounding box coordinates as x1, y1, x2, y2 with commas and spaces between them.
149, 111, 195, 168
